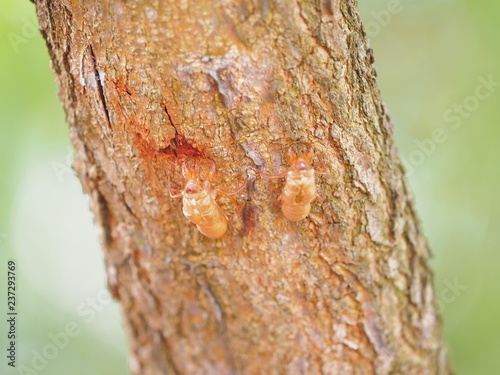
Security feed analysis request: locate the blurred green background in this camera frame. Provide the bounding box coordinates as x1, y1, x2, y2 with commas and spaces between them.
0, 0, 498, 374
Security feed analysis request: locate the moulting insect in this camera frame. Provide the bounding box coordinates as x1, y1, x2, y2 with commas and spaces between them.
169, 157, 247, 239
258, 144, 326, 221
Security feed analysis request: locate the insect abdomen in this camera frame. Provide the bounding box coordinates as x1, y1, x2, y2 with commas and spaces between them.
197, 207, 228, 238
281, 172, 316, 221
183, 194, 227, 238
281, 202, 311, 221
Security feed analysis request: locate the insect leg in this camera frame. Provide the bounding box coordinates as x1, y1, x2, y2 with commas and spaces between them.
206, 158, 217, 181
181, 156, 198, 180
257, 170, 288, 180
168, 182, 183, 199
216, 178, 248, 196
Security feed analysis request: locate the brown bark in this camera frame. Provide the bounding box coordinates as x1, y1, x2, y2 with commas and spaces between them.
35, 0, 451, 374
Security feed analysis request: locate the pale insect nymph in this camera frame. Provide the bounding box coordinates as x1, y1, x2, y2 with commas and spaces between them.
169, 157, 247, 239
259, 144, 326, 221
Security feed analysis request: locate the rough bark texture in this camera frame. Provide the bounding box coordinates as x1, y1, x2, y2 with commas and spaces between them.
35, 0, 451, 374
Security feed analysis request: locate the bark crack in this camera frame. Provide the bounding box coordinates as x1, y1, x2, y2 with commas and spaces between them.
89, 44, 112, 129
162, 101, 177, 132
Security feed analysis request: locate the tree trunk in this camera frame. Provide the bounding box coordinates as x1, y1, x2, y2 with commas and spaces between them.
35, 0, 451, 374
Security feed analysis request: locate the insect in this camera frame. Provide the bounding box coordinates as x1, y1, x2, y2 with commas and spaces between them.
258, 144, 326, 221
168, 157, 247, 239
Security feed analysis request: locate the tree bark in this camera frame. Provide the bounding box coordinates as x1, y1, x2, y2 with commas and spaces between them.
35, 0, 451, 374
